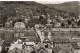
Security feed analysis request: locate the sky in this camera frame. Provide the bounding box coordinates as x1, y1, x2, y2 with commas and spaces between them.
36, 1, 69, 4
36, 0, 79, 4
0, 0, 79, 3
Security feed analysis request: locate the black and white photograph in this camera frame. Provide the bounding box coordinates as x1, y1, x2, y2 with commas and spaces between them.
0, 0, 79, 53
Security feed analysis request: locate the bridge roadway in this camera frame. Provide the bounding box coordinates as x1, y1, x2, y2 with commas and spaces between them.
40, 28, 80, 31
1, 28, 80, 32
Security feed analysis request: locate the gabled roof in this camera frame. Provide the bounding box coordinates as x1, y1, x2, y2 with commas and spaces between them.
14, 22, 25, 29
37, 47, 48, 53
9, 44, 22, 50
72, 42, 79, 49
20, 37, 39, 43
43, 38, 51, 43
59, 50, 70, 53
33, 16, 39, 19
0, 40, 5, 45
59, 50, 66, 53
53, 38, 70, 43
65, 50, 69, 53
14, 22, 25, 26
53, 46, 62, 53
8, 47, 22, 53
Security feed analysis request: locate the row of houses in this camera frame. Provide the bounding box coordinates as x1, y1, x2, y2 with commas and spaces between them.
1, 37, 80, 53
0, 14, 78, 28
1, 14, 80, 29
52, 37, 80, 53
0, 30, 80, 53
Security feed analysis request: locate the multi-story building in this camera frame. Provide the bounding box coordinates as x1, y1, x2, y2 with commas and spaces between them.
72, 42, 80, 53
14, 22, 26, 29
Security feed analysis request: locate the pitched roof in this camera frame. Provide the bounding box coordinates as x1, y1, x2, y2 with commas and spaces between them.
59, 50, 66, 53
43, 38, 51, 43
8, 47, 22, 53
53, 38, 70, 43
9, 44, 22, 50
65, 50, 69, 53
20, 37, 38, 42
20, 31, 38, 42
53, 46, 62, 53
72, 42, 79, 49
33, 16, 39, 19
59, 50, 70, 53
14, 22, 25, 29
22, 49, 31, 53
0, 40, 5, 45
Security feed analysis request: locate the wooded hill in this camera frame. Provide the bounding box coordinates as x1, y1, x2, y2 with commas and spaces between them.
45, 1, 80, 17
0, 1, 77, 24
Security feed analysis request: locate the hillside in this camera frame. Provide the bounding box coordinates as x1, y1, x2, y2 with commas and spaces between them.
45, 1, 80, 16
0, 1, 61, 17
0, 1, 75, 26
0, 1, 74, 17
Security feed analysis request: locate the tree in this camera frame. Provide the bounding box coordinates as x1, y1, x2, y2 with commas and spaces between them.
68, 20, 71, 25
61, 22, 65, 28
78, 20, 80, 26
39, 15, 47, 25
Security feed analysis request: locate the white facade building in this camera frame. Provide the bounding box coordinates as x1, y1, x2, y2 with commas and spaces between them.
14, 22, 26, 29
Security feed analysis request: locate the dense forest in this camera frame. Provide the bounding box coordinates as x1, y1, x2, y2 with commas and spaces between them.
0, 1, 79, 27
45, 1, 80, 17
